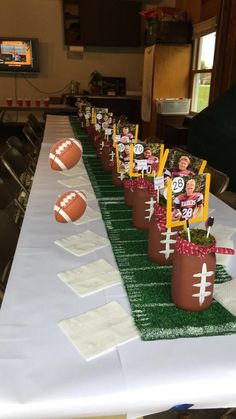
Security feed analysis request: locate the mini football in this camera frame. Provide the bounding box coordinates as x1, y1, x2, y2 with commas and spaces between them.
172, 209, 182, 220
49, 137, 83, 171
54, 190, 87, 223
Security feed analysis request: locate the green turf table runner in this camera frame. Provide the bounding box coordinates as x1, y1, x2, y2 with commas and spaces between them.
71, 117, 236, 340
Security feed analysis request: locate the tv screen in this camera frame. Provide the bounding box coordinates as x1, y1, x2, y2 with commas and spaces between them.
0, 37, 40, 73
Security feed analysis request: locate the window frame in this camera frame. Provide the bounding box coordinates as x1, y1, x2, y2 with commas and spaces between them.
190, 21, 217, 113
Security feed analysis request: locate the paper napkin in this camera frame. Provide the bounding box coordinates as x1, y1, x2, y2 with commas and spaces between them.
57, 175, 90, 188
58, 258, 122, 297
80, 185, 96, 201
54, 230, 109, 257
60, 165, 87, 177
73, 207, 101, 225
213, 278, 236, 316
212, 223, 236, 241
58, 301, 139, 360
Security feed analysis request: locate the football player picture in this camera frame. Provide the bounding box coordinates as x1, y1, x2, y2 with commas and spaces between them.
172, 178, 204, 221
164, 154, 195, 180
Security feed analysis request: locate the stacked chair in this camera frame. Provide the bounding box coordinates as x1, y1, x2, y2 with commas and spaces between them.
6, 135, 37, 170
0, 112, 45, 303
0, 209, 20, 302
0, 146, 34, 199
0, 176, 25, 225
22, 113, 44, 160
22, 124, 41, 155
27, 113, 45, 138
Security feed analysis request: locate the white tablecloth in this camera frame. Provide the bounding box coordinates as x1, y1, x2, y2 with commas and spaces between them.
0, 115, 236, 419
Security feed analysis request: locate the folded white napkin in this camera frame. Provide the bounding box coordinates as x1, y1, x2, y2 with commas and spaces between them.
212, 223, 236, 241
47, 117, 69, 122
80, 185, 96, 201
55, 230, 109, 257
60, 165, 87, 177
58, 301, 139, 360
48, 129, 73, 133
58, 258, 121, 297
213, 278, 236, 316
57, 175, 90, 188
73, 207, 101, 225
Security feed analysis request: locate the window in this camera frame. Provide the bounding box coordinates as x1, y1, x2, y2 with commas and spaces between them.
191, 31, 216, 112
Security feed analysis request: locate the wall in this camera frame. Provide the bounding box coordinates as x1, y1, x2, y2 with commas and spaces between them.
175, 0, 221, 23
0, 0, 144, 104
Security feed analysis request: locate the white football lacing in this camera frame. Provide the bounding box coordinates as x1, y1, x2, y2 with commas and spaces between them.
60, 192, 77, 207
55, 140, 72, 155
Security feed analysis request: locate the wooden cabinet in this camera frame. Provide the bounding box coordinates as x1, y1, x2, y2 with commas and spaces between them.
62, 0, 141, 47
87, 96, 141, 128
156, 114, 189, 147
156, 114, 186, 145
142, 44, 192, 139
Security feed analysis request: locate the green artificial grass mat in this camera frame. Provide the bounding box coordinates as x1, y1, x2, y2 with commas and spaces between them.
72, 119, 236, 341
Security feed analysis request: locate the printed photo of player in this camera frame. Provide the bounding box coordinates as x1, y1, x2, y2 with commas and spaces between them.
164, 154, 195, 180
143, 146, 159, 170
120, 126, 134, 144
172, 178, 204, 221
119, 144, 130, 171
133, 146, 159, 173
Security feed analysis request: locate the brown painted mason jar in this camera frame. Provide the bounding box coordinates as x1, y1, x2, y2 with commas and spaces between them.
95, 135, 105, 158
132, 179, 153, 230
148, 207, 179, 266
101, 142, 113, 172
171, 233, 216, 312
93, 132, 103, 147
111, 162, 124, 187
123, 179, 137, 207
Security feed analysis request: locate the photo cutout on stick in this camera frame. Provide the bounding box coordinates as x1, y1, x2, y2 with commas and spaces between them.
163, 149, 207, 181
92, 107, 109, 130
113, 123, 138, 147
129, 142, 164, 177
159, 149, 207, 202
116, 142, 131, 174
166, 173, 211, 228
84, 105, 92, 126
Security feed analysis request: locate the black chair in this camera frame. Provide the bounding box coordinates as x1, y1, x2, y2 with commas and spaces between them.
0, 176, 25, 224
220, 191, 236, 210
0, 209, 20, 301
6, 136, 37, 169
205, 164, 230, 197
27, 113, 44, 139
22, 124, 41, 153
0, 146, 34, 198
0, 110, 5, 124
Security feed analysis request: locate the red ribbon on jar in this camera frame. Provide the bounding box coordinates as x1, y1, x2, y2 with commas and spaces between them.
148, 181, 157, 198
123, 178, 137, 190
175, 236, 236, 259
136, 177, 149, 188
154, 203, 167, 232
111, 158, 117, 167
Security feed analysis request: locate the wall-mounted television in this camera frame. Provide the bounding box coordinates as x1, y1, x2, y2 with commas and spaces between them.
0, 37, 40, 74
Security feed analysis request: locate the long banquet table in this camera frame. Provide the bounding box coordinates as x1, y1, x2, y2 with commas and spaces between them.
0, 115, 236, 419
